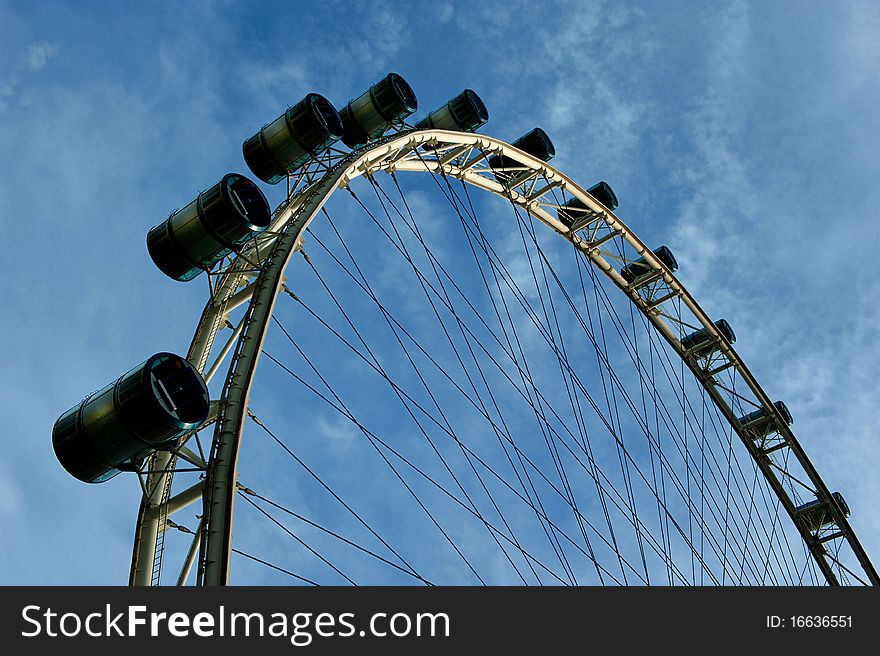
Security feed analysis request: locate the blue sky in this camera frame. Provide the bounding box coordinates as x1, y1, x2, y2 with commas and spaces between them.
1, 0, 878, 585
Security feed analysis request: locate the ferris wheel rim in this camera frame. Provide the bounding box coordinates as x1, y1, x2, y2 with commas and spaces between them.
129, 128, 878, 587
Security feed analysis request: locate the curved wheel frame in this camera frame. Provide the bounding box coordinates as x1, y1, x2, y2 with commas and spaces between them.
129, 129, 879, 586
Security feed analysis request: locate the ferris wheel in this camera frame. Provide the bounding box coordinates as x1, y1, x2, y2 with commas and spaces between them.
52, 73, 878, 586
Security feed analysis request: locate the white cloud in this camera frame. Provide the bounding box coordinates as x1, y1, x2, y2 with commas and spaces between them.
0, 41, 57, 111
436, 2, 454, 23
316, 413, 359, 451
24, 41, 57, 71
843, 0, 880, 84
0, 469, 23, 519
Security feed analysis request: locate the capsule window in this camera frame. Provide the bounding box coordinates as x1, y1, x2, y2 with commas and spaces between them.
150, 355, 209, 424
226, 175, 271, 229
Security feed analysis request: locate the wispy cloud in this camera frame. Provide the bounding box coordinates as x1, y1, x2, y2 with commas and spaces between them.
23, 41, 56, 71
315, 413, 359, 452
0, 468, 23, 519
0, 40, 57, 111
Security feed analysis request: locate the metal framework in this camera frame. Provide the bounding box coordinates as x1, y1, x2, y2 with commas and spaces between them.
128, 128, 879, 586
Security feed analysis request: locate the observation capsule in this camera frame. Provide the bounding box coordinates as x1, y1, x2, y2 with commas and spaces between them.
796, 492, 850, 532
339, 72, 418, 149
737, 401, 793, 431
585, 180, 619, 211
147, 173, 271, 282
414, 89, 489, 133
242, 93, 344, 184
556, 181, 620, 227
488, 128, 556, 183
620, 245, 678, 283
679, 319, 736, 357
492, 127, 555, 166
53, 353, 210, 484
